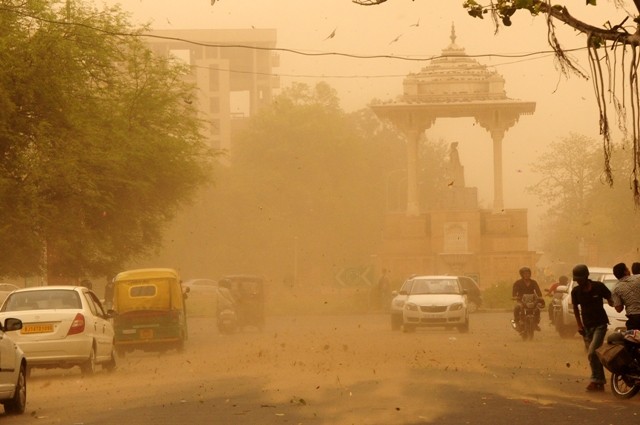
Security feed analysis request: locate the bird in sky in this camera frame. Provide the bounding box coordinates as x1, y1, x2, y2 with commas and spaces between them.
389, 34, 402, 44
324, 27, 337, 40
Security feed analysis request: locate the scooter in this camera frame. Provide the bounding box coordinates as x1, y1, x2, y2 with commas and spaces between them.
217, 308, 238, 334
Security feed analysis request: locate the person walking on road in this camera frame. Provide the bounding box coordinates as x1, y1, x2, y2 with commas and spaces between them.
377, 268, 391, 312
612, 262, 640, 330
571, 264, 613, 392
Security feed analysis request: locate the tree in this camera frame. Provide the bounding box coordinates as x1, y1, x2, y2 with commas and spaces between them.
528, 133, 640, 264
152, 82, 449, 284
353, 0, 640, 204
0, 0, 213, 280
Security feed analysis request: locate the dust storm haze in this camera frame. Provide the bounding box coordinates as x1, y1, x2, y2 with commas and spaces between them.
96, 0, 632, 281
6, 2, 640, 424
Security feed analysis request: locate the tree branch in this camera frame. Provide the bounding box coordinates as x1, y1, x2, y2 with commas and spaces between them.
538, 3, 640, 45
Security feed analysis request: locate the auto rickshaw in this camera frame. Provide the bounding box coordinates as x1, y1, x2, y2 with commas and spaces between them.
111, 268, 188, 356
218, 274, 265, 332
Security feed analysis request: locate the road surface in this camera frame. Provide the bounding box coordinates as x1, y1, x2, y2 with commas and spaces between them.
2, 312, 639, 425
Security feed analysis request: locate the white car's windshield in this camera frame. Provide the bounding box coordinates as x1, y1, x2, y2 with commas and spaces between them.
410, 279, 460, 295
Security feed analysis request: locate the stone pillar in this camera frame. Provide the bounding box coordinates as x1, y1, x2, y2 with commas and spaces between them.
491, 131, 505, 212
405, 129, 421, 216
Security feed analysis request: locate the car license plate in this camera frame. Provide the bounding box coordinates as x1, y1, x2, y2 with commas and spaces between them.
22, 323, 54, 334
139, 328, 154, 339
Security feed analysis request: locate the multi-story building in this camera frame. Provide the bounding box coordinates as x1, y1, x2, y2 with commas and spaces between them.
145, 29, 280, 152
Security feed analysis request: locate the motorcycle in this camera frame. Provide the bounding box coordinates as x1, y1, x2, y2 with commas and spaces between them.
598, 331, 640, 399
511, 293, 544, 341
217, 308, 238, 334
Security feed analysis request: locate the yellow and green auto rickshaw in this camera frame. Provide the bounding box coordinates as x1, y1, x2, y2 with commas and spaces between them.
111, 268, 188, 356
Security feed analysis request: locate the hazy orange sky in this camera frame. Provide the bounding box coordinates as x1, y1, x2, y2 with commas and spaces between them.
95, 0, 631, 251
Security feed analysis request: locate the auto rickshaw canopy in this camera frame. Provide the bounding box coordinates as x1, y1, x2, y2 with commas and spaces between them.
113, 268, 184, 314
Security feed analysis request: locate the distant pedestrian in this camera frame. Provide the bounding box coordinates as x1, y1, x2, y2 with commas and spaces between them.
377, 269, 391, 311
104, 276, 115, 310
571, 264, 613, 392
80, 279, 93, 290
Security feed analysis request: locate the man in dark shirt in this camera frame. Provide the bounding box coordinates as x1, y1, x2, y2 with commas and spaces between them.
512, 267, 543, 331
571, 264, 613, 392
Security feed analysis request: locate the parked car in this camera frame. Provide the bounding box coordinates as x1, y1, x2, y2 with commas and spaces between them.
458, 276, 482, 313
0, 317, 27, 414
552, 267, 626, 338
400, 275, 469, 333
182, 278, 217, 293
0, 286, 116, 375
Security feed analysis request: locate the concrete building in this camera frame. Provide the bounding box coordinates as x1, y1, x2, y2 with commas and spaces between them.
144, 29, 280, 152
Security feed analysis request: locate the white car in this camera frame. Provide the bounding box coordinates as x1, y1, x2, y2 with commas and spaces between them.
553, 267, 627, 337
400, 275, 469, 333
0, 317, 27, 414
390, 277, 414, 331
0, 286, 116, 375
0, 284, 19, 306
182, 278, 218, 293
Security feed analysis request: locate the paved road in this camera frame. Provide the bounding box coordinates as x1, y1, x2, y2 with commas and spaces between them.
1, 312, 639, 425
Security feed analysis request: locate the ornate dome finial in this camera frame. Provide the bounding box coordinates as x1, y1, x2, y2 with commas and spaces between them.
450, 22, 456, 45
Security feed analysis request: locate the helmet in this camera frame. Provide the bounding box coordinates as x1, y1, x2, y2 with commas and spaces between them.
519, 267, 531, 277
572, 264, 590, 280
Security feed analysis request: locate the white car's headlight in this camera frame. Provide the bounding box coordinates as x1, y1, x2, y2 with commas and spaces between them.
405, 303, 418, 311
450, 303, 463, 311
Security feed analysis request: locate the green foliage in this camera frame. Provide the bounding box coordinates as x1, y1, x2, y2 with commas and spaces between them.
527, 133, 640, 265
481, 280, 514, 310
0, 0, 213, 279
156, 81, 450, 285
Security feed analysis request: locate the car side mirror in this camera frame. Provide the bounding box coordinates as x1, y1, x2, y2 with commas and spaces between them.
391, 290, 398, 297
399, 290, 407, 296
107, 309, 118, 318
3, 317, 22, 332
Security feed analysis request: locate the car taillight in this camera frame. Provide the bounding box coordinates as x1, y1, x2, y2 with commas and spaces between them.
67, 313, 85, 336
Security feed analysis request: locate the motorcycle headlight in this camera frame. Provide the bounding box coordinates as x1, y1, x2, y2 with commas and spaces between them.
450, 303, 463, 311
405, 303, 418, 311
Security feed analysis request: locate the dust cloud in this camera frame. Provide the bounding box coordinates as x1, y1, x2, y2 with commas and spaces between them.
13, 298, 618, 425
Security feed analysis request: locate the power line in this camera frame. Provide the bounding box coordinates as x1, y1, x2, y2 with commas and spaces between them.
1, 6, 588, 76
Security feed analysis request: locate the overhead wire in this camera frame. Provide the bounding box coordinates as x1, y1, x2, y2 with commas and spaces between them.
1, 5, 590, 79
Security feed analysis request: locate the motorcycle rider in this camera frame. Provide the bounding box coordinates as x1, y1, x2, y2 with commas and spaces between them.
512, 266, 544, 331
571, 264, 613, 392
612, 262, 640, 330
546, 275, 569, 324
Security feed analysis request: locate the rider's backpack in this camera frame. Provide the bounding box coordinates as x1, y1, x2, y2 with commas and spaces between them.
596, 343, 633, 374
